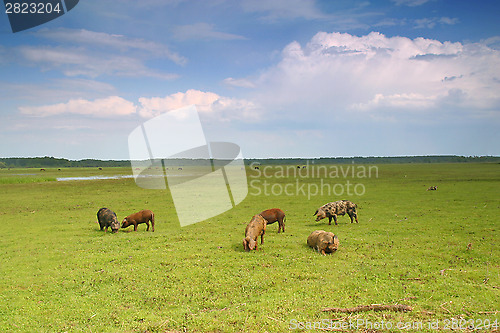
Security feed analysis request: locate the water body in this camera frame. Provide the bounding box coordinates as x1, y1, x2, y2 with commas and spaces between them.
56, 174, 188, 181
57, 175, 137, 181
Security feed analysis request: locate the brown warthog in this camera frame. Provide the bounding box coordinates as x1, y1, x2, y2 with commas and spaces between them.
121, 210, 155, 232
259, 208, 286, 233
242, 214, 267, 251
307, 230, 339, 255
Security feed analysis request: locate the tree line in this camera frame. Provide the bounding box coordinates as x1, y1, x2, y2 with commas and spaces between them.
0, 155, 498, 169
0, 157, 130, 168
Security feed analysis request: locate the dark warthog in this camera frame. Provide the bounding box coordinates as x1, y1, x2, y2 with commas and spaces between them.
97, 207, 119, 233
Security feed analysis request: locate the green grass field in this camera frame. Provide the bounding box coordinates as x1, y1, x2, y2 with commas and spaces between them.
0, 163, 498, 332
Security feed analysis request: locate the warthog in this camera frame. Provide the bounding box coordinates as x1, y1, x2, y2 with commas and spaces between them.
307, 230, 339, 255
121, 210, 155, 232
314, 200, 358, 225
243, 214, 267, 251
97, 208, 119, 233
259, 208, 286, 233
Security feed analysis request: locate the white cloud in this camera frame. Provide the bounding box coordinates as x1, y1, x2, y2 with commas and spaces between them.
138, 90, 218, 117
0, 78, 117, 104
19, 96, 137, 117
351, 93, 437, 113
102, 0, 184, 9
240, 0, 327, 21
392, 0, 433, 6
244, 1, 376, 31
439, 17, 459, 25
482, 36, 500, 50
36, 28, 187, 65
16, 89, 259, 123
374, 17, 458, 29
414, 17, 459, 29
173, 23, 246, 41
374, 18, 406, 27
138, 89, 259, 121
251, 31, 500, 122
223, 77, 256, 88
17, 46, 178, 79
7, 28, 184, 80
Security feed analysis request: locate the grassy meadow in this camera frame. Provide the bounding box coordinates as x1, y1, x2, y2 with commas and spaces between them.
0, 163, 498, 332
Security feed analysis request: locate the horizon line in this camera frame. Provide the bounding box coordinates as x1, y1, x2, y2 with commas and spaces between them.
1, 154, 499, 161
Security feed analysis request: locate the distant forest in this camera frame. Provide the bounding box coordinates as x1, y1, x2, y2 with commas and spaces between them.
0, 157, 130, 168
0, 155, 499, 168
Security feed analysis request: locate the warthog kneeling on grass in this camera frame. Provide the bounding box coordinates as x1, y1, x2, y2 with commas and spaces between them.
243, 214, 267, 252
314, 200, 358, 225
97, 208, 119, 233
307, 230, 339, 255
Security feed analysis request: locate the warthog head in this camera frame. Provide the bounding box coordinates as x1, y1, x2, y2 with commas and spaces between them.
121, 217, 130, 229
110, 217, 120, 233
325, 235, 340, 253
314, 208, 327, 222
243, 237, 257, 252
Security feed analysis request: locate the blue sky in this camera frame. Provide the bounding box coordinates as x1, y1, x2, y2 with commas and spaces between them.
0, 0, 499, 159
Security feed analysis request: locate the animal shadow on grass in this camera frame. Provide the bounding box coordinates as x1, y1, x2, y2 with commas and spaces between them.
233, 241, 267, 253
305, 222, 347, 227
92, 229, 131, 234
234, 242, 246, 252
304, 243, 324, 256
91, 224, 134, 234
